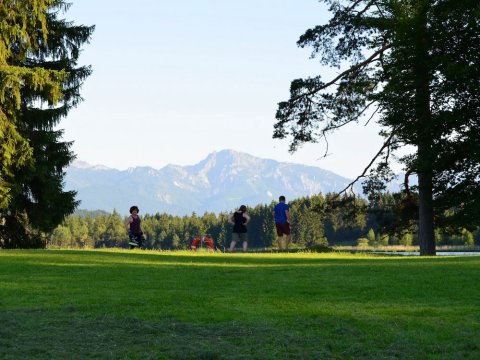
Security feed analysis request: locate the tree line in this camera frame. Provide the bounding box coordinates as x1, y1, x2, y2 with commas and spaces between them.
48, 193, 480, 250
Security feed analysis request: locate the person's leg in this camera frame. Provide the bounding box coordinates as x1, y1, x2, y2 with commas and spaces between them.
138, 233, 146, 249
284, 223, 291, 250
285, 234, 291, 250
230, 233, 239, 252
239, 233, 247, 252
128, 232, 139, 247
275, 223, 283, 249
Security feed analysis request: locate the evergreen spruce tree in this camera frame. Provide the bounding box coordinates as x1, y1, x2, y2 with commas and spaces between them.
274, 1, 480, 255
1, 0, 65, 209
0, 1, 94, 247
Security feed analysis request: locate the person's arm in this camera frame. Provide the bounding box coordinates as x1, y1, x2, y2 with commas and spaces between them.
125, 216, 132, 231
138, 216, 142, 232
243, 213, 251, 225
228, 213, 235, 225
285, 209, 291, 223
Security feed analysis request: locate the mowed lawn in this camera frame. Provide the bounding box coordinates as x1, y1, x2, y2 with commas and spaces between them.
0, 250, 479, 359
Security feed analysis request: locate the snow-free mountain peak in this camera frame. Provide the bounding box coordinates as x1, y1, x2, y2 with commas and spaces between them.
66, 150, 359, 215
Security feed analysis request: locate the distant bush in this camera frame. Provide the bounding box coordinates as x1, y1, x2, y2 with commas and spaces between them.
306, 244, 334, 253
357, 238, 369, 247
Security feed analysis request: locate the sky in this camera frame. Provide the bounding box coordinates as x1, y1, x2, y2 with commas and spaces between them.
62, 0, 388, 178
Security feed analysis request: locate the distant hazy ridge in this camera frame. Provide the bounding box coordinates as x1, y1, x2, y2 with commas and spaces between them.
66, 149, 405, 215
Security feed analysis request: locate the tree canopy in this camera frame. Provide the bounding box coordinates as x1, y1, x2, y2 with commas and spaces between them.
273, 0, 480, 255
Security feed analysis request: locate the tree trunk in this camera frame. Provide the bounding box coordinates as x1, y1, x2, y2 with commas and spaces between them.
417, 165, 436, 256
414, 3, 436, 256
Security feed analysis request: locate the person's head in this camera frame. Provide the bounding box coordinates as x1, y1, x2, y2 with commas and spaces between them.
129, 205, 139, 214
279, 196, 286, 203
239, 205, 247, 213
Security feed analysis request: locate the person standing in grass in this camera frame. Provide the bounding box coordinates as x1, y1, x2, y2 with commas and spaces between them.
228, 205, 250, 252
125, 205, 145, 249
273, 196, 291, 250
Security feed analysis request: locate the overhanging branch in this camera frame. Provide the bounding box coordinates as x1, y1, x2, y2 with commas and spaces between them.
336, 128, 398, 197
291, 44, 391, 103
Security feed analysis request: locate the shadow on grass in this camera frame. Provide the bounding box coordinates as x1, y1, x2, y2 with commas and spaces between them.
0, 307, 338, 360
2, 307, 478, 360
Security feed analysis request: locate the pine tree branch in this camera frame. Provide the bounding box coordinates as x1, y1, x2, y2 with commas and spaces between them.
327, 100, 377, 132
291, 44, 390, 103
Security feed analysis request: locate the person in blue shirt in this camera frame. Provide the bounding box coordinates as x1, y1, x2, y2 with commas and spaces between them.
273, 195, 291, 250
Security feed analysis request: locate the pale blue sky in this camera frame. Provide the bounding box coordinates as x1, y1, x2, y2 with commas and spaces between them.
62, 0, 385, 178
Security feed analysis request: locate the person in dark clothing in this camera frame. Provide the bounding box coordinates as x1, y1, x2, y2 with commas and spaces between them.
125, 205, 146, 249
228, 205, 250, 252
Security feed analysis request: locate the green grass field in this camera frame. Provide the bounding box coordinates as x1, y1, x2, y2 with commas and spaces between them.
1, 250, 479, 359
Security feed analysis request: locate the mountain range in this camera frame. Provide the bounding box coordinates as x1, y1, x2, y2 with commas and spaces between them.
65, 149, 406, 216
